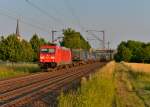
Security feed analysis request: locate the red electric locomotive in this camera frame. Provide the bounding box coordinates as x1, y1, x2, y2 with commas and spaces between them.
39, 45, 72, 68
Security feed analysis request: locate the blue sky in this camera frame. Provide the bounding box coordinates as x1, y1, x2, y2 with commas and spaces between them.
0, 0, 150, 49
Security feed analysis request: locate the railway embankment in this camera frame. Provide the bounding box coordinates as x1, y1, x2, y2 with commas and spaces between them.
1, 62, 149, 107
58, 62, 150, 107
0, 62, 105, 107
58, 61, 115, 107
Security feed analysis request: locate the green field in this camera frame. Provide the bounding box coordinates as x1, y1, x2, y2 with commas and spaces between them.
0, 63, 40, 79
58, 62, 150, 107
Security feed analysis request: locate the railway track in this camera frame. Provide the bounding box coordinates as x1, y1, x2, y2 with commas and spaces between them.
0, 62, 106, 107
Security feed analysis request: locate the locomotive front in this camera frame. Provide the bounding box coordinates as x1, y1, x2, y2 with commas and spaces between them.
39, 45, 72, 69
39, 45, 57, 68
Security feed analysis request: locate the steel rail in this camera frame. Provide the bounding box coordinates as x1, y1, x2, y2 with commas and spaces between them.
0, 62, 105, 107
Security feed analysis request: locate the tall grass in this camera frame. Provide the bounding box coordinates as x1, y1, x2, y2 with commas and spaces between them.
127, 68, 150, 107
0, 63, 40, 79
59, 62, 150, 107
58, 62, 115, 107
124, 62, 150, 73
114, 63, 145, 107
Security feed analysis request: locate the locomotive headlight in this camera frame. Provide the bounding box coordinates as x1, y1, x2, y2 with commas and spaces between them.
40, 56, 44, 59
51, 56, 55, 59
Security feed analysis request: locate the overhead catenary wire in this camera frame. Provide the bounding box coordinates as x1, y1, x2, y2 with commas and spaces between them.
45, 0, 79, 30
63, 0, 85, 31
0, 10, 50, 33
0, 8, 52, 30
64, 0, 106, 50
25, 0, 65, 27
86, 31, 103, 42
63, 0, 96, 45
86, 29, 105, 47
45, 0, 70, 21
63, 0, 105, 48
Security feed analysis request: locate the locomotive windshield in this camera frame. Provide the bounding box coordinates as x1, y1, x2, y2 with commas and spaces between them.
40, 48, 55, 53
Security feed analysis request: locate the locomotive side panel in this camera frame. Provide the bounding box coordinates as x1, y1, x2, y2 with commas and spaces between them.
60, 47, 72, 65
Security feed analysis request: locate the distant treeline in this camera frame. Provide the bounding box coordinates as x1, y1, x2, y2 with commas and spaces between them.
114, 40, 150, 63
0, 28, 91, 62
0, 33, 47, 62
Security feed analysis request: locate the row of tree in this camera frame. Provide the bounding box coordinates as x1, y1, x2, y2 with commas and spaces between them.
0, 28, 91, 62
114, 40, 150, 63
0, 34, 47, 62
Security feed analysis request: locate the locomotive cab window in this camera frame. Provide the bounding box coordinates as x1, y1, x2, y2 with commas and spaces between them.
40, 48, 55, 53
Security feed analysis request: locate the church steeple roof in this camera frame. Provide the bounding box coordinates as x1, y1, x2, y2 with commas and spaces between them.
16, 19, 20, 37
15, 19, 22, 41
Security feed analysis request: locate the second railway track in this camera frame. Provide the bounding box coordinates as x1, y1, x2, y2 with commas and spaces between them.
0, 62, 106, 107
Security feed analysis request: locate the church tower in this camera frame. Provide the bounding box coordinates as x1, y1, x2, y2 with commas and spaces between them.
16, 19, 22, 41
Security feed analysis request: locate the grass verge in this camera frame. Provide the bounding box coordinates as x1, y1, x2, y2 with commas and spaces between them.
58, 62, 116, 107
114, 63, 145, 107
58, 62, 150, 107
0, 63, 40, 79
124, 63, 150, 107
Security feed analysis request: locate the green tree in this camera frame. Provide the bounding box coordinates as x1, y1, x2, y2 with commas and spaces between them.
0, 34, 35, 62
141, 46, 150, 63
21, 40, 34, 62
114, 41, 127, 62
121, 47, 132, 62
30, 34, 41, 61
30, 34, 47, 61
115, 40, 150, 63
63, 28, 76, 35
0, 36, 6, 60
115, 41, 132, 62
126, 40, 144, 62
0, 34, 23, 62
61, 28, 91, 50
40, 38, 47, 45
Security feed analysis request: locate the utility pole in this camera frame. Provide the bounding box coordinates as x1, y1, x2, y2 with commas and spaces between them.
51, 30, 57, 43
86, 30, 105, 49
107, 41, 111, 60
107, 41, 110, 50
101, 30, 105, 50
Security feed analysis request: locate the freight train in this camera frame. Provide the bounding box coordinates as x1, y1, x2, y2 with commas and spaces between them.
39, 45, 100, 69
